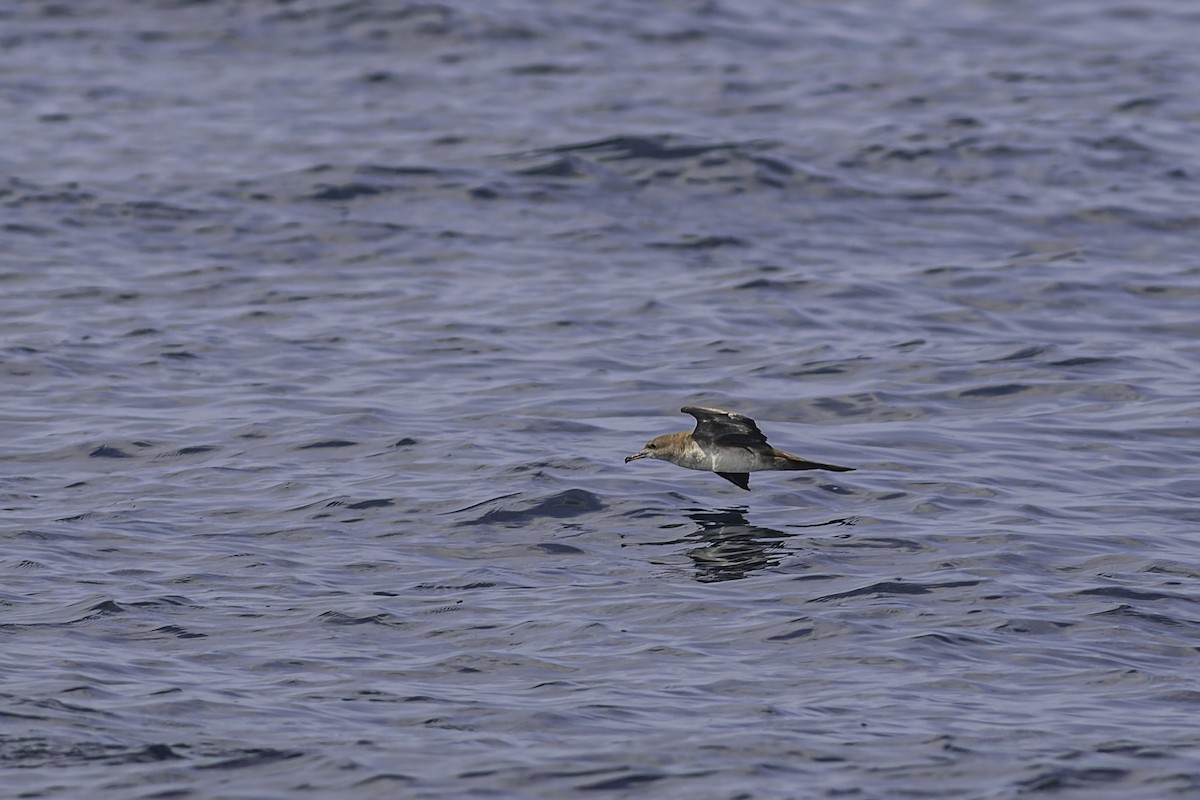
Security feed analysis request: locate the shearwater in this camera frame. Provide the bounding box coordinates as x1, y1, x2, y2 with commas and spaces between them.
625, 406, 854, 490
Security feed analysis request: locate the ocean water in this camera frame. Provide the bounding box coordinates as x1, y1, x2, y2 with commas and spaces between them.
3, 1, 1200, 798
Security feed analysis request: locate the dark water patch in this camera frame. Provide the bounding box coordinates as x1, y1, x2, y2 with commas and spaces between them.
775, 357, 871, 377
533, 542, 585, 555
0, 738, 171, 768
1018, 766, 1130, 792
766, 626, 813, 642
469, 185, 502, 200
310, 183, 386, 201
1114, 96, 1164, 112
1077, 586, 1196, 604
1125, 282, 1200, 298
509, 63, 582, 76
994, 618, 1074, 634
127, 743, 184, 763
509, 134, 829, 193
123, 200, 202, 221
1058, 205, 1200, 233
1050, 356, 1115, 368
150, 625, 207, 639
508, 418, 602, 434
345, 498, 394, 510
533, 135, 739, 162
196, 748, 304, 770
1, 178, 95, 206
1096, 605, 1196, 630
413, 582, 499, 592
958, 383, 1031, 398
448, 493, 524, 515
647, 235, 745, 249
163, 445, 218, 456
578, 771, 667, 791
1094, 741, 1172, 758
985, 345, 1046, 362
57, 511, 101, 522
128, 596, 197, 608
516, 157, 588, 178
355, 772, 418, 787
358, 164, 443, 177
461, 489, 605, 526
910, 630, 987, 647
815, 579, 980, 602
89, 445, 132, 458
825, 537, 916, 551
734, 277, 813, 291
1146, 563, 1200, 580
4, 222, 54, 235
298, 440, 358, 449
319, 611, 401, 626
809, 393, 919, 421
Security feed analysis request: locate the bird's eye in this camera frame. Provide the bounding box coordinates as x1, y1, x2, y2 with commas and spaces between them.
647, 443, 656, 449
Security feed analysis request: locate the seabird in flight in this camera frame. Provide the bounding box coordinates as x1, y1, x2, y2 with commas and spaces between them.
625, 406, 854, 490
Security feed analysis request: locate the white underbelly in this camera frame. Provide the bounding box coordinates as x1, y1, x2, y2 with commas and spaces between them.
687, 443, 761, 472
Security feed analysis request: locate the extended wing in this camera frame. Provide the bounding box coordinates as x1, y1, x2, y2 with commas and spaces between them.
681, 406, 770, 449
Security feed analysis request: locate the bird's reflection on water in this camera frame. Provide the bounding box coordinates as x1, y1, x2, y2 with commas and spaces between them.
647, 507, 855, 583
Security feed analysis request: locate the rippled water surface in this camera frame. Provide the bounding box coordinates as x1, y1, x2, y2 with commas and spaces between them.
4, 2, 1200, 798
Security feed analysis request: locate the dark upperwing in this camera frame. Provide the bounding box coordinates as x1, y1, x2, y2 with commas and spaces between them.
681, 406, 770, 450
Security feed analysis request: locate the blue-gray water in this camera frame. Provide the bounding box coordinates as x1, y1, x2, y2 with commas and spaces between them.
4, 2, 1200, 798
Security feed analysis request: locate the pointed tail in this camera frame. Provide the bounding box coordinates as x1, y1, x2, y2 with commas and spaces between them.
773, 450, 854, 472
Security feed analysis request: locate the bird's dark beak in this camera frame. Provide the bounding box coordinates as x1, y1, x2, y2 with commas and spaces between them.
625, 450, 649, 463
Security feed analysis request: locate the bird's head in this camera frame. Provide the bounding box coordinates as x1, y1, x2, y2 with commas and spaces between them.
625, 433, 680, 463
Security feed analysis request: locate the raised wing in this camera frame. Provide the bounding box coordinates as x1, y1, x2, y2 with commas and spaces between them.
681, 406, 770, 449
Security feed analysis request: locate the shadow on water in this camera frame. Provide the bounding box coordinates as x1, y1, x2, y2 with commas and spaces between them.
646, 506, 855, 583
